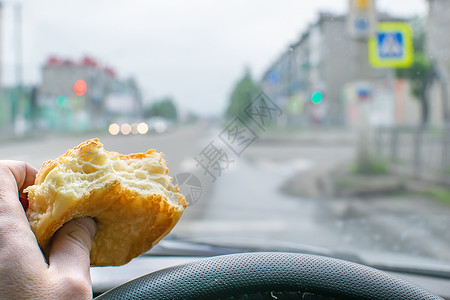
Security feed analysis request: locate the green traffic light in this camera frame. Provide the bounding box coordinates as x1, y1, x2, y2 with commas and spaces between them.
311, 91, 323, 104
56, 95, 67, 107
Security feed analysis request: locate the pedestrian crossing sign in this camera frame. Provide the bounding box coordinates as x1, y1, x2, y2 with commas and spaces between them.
368, 22, 414, 68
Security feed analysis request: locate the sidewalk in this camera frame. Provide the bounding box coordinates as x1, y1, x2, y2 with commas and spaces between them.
280, 159, 450, 262
281, 159, 450, 204
256, 129, 356, 146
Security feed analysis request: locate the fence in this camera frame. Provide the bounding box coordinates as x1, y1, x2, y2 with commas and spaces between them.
374, 126, 450, 185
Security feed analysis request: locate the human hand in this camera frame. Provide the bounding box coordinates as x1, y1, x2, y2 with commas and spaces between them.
0, 160, 97, 299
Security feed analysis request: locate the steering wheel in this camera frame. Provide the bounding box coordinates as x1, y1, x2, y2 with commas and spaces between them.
94, 252, 442, 300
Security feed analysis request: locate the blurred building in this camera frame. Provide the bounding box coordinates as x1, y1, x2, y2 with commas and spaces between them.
427, 0, 450, 126
261, 12, 412, 127
38, 56, 142, 132
342, 79, 420, 127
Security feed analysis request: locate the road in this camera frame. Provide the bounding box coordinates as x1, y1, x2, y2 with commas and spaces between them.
175, 131, 355, 251
1, 125, 450, 267
0, 125, 207, 172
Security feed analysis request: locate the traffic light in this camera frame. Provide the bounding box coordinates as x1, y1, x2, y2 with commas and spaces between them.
74, 80, 87, 96
355, 0, 370, 9
311, 91, 323, 104
56, 95, 67, 107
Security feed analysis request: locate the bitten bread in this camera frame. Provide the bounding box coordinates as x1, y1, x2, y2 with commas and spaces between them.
24, 138, 187, 266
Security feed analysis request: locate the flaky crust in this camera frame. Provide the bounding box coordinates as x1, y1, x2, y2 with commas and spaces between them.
25, 138, 187, 266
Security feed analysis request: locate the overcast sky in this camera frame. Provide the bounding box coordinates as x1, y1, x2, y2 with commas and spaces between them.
1, 0, 426, 116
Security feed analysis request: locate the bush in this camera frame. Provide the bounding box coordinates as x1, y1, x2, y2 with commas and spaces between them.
352, 157, 389, 175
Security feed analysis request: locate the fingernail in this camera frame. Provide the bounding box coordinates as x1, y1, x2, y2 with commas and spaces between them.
74, 217, 97, 239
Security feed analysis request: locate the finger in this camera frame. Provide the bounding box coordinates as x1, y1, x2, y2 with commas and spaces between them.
0, 161, 45, 267
0, 160, 37, 217
0, 160, 38, 211
2, 160, 38, 198
49, 218, 97, 279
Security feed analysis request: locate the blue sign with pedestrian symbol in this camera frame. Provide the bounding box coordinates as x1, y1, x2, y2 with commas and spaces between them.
377, 32, 403, 58
369, 22, 413, 68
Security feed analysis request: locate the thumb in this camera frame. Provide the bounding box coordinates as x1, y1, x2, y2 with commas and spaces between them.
49, 217, 97, 276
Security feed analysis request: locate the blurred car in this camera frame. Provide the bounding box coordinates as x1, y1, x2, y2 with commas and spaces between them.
108, 121, 149, 136
146, 117, 175, 134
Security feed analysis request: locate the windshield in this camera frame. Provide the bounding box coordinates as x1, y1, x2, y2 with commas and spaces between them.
1, 0, 449, 273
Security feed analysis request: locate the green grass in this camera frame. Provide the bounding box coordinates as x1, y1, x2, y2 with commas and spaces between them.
335, 179, 358, 189
429, 127, 444, 135
351, 157, 389, 175
423, 187, 450, 205
262, 124, 306, 134
442, 167, 450, 176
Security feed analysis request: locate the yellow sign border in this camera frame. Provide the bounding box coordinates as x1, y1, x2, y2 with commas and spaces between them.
369, 22, 414, 68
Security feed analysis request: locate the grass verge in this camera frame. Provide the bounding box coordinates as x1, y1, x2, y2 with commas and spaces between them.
423, 187, 450, 206
351, 157, 389, 175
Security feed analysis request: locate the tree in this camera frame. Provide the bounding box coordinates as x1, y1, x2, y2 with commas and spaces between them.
395, 17, 434, 126
225, 69, 260, 121
144, 97, 178, 121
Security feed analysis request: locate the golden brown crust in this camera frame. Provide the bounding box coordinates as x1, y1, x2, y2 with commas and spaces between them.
25, 138, 187, 266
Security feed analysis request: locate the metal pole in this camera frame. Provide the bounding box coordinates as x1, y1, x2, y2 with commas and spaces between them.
11, 3, 23, 136
0, 3, 3, 89
438, 64, 450, 124
390, 127, 398, 163
14, 3, 22, 87
413, 128, 422, 179
443, 125, 450, 172
375, 127, 380, 155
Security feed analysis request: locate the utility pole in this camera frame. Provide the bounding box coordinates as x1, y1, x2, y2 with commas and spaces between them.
13, 3, 24, 135
0, 2, 3, 89
14, 3, 22, 87
437, 63, 450, 124
348, 0, 378, 172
